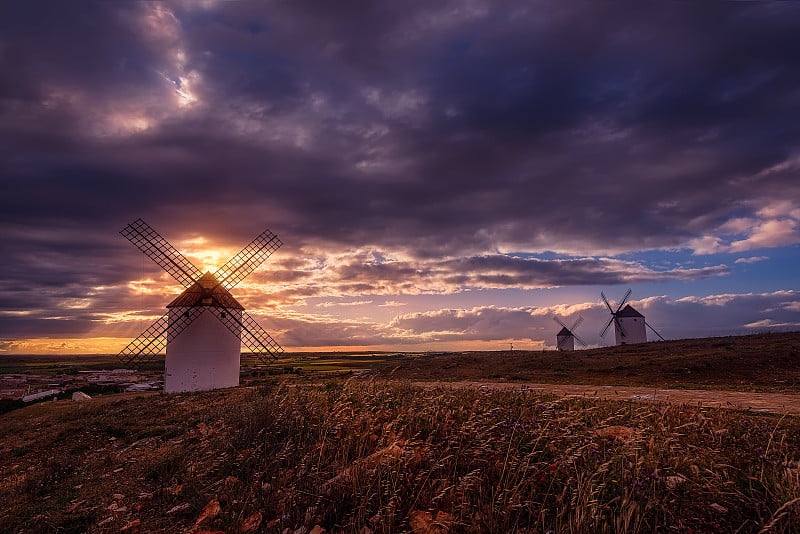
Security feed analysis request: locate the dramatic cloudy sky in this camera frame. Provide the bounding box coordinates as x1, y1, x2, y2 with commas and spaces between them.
2, 1, 799, 354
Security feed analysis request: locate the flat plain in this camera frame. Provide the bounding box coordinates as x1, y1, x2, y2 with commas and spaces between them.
1, 332, 799, 533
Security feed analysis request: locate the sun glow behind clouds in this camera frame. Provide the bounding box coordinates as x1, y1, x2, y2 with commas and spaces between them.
0, 337, 136, 355
179, 237, 240, 274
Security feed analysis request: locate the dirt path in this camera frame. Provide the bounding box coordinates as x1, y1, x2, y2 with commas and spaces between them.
411, 380, 800, 415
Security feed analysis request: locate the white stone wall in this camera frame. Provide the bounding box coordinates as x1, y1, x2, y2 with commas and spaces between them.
615, 316, 647, 345
556, 334, 574, 351
165, 307, 242, 393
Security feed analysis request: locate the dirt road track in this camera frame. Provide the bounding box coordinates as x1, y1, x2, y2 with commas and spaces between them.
412, 381, 800, 416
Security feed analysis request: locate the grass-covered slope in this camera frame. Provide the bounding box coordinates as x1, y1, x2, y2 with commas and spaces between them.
380, 332, 800, 391
1, 380, 799, 533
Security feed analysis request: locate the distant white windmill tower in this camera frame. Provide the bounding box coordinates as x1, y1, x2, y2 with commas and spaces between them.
599, 289, 664, 346
552, 315, 587, 351
117, 219, 284, 393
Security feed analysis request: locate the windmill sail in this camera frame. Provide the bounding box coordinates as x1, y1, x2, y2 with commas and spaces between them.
121, 218, 203, 288
213, 228, 282, 290
599, 289, 650, 345
117, 307, 206, 365
117, 219, 285, 382
553, 315, 586, 350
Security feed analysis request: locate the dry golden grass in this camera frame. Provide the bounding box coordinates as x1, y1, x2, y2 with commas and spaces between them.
0, 379, 798, 533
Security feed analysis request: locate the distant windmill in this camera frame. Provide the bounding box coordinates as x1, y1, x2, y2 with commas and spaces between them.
117, 218, 284, 393
553, 315, 587, 351
599, 289, 665, 346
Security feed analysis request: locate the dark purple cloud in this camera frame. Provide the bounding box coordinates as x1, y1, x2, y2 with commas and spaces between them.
1, 1, 799, 348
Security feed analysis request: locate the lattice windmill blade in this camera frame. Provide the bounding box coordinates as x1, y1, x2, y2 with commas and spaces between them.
600, 317, 614, 338
208, 308, 284, 363
121, 218, 203, 288
117, 314, 170, 365
116, 307, 206, 365
212, 228, 282, 290
600, 291, 614, 313
646, 321, 666, 341
573, 333, 588, 347
615, 317, 627, 337
570, 316, 584, 332
615, 288, 633, 313
552, 316, 570, 330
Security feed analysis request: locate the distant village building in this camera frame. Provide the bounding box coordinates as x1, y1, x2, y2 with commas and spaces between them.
614, 305, 647, 345
22, 389, 61, 402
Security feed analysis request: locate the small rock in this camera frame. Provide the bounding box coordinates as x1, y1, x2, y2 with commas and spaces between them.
241, 511, 262, 533
194, 498, 221, 526
310, 526, 326, 534
97, 516, 114, 527
167, 502, 192, 515
294, 527, 308, 534
710, 503, 728, 514
665, 475, 686, 489
121, 519, 141, 532
113, 493, 126, 500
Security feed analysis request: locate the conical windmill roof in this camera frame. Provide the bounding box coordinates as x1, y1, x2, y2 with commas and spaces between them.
166, 272, 244, 310
616, 304, 644, 318
556, 326, 572, 336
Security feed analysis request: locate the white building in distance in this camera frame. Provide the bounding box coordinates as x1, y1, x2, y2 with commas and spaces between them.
614, 305, 647, 345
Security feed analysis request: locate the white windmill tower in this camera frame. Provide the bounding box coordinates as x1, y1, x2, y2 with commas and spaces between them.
599, 289, 664, 346
552, 315, 587, 351
117, 219, 284, 393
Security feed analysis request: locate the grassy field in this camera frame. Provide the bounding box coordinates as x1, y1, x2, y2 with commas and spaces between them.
376, 332, 800, 392
1, 379, 799, 533
0, 352, 408, 377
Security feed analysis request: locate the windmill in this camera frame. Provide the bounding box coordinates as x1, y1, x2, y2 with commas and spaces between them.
117, 218, 284, 393
552, 315, 587, 351
599, 289, 665, 346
